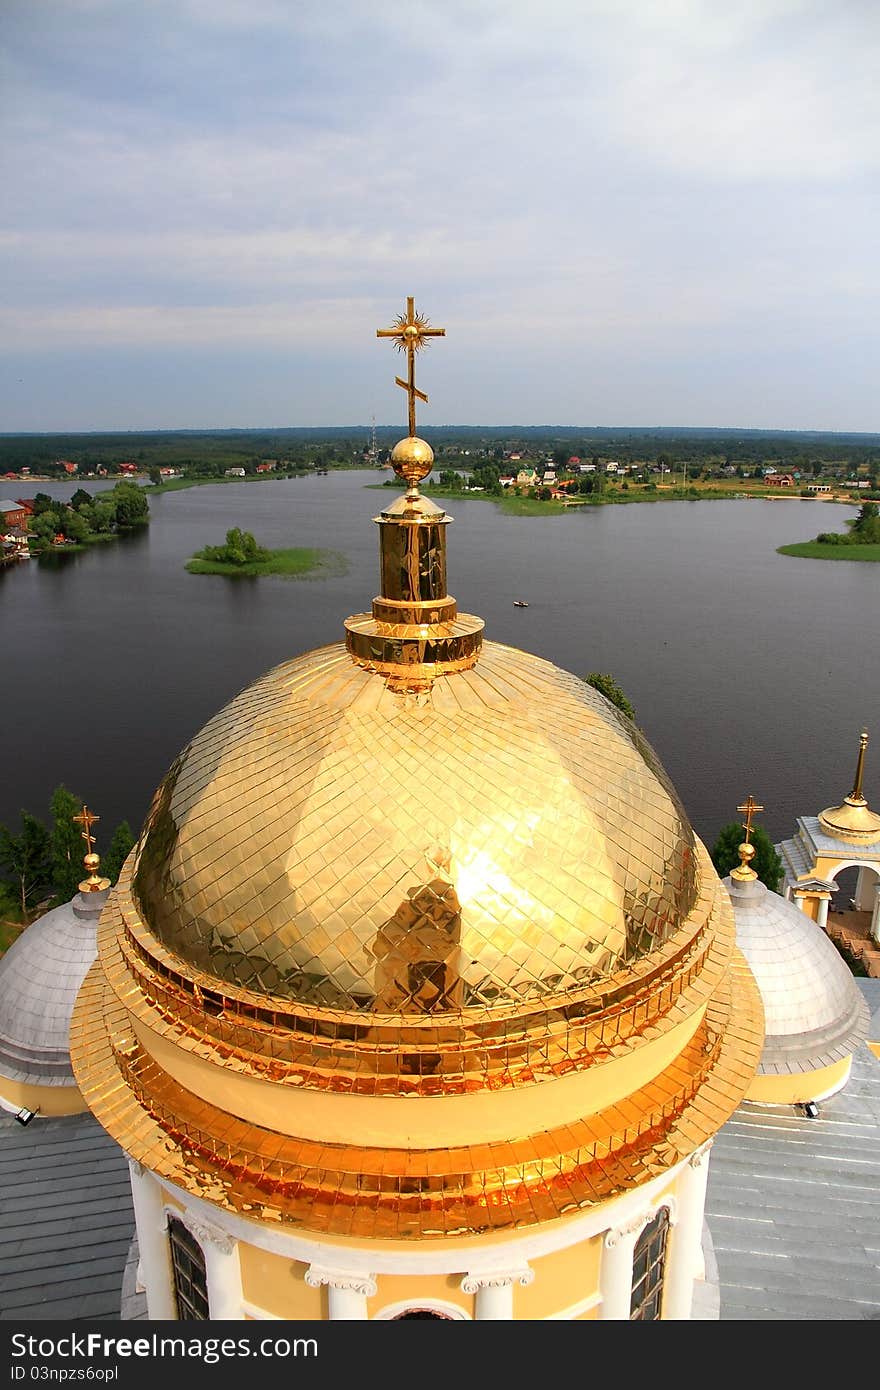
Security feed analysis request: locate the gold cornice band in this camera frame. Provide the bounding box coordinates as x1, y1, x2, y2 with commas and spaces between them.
70, 951, 763, 1240
131, 1003, 707, 1148
344, 612, 484, 680
97, 846, 730, 1099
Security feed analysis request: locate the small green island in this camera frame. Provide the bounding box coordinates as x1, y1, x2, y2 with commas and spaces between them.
778, 500, 880, 561
186, 527, 347, 578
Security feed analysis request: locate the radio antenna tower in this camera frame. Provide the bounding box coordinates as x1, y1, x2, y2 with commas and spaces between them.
370, 414, 378, 464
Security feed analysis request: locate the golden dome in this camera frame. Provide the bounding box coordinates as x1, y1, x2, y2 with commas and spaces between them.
132, 641, 697, 1013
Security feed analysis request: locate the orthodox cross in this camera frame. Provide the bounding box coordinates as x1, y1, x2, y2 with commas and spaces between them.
376, 297, 445, 436
736, 795, 764, 844
73, 805, 99, 856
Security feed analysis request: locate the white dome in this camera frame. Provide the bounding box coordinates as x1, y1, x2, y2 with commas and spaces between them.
725, 875, 868, 1076
0, 891, 106, 1089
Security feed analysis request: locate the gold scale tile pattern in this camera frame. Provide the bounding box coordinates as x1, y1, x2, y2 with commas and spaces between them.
133, 640, 699, 1014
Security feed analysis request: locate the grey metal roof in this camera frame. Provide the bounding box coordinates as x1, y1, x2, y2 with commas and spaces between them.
705, 982, 880, 1320
0, 1109, 134, 1321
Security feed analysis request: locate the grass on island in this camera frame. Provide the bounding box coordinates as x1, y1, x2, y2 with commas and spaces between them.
146, 471, 313, 495
778, 541, 880, 561
186, 546, 348, 579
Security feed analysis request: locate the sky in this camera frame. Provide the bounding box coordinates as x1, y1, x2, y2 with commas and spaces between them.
1, 0, 878, 432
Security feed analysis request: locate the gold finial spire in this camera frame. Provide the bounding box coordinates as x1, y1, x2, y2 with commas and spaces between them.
731, 795, 764, 882
344, 297, 482, 689
73, 804, 110, 894
377, 296, 446, 439
818, 726, 880, 844
849, 728, 869, 803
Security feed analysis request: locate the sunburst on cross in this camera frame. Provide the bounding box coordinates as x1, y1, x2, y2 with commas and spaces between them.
377, 297, 445, 437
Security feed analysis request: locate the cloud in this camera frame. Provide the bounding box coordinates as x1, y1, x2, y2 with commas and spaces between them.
1, 0, 878, 428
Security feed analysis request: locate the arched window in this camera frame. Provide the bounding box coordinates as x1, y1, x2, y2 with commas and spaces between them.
630, 1207, 670, 1320
392, 1309, 454, 1320
167, 1216, 209, 1320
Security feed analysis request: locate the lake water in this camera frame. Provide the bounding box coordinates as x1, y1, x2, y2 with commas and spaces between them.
1, 472, 876, 853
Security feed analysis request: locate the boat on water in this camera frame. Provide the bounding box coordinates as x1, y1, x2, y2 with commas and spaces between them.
513, 600, 529, 607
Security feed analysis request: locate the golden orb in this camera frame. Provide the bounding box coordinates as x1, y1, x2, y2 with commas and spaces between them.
391, 435, 434, 487
739, 843, 755, 864
83, 852, 100, 872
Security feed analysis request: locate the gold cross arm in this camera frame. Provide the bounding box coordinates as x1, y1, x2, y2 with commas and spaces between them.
377, 296, 445, 436
736, 795, 764, 843
73, 805, 100, 854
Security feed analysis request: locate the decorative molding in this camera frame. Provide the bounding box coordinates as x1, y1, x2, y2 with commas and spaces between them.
604, 1214, 648, 1249
460, 1266, 534, 1295
605, 1196, 678, 1248
128, 1158, 145, 1179
170, 1207, 236, 1256
305, 1265, 378, 1297
688, 1142, 713, 1170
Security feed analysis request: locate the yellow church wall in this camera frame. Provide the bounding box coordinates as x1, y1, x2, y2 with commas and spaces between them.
747, 1056, 850, 1104
368, 1272, 472, 1318
238, 1246, 324, 1320
130, 1004, 705, 1151
0, 1074, 85, 1117
517, 1235, 603, 1318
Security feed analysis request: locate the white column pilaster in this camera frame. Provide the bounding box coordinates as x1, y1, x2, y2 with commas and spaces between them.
460, 1267, 534, 1320
816, 896, 830, 929
854, 867, 873, 912
128, 1161, 176, 1320
600, 1216, 646, 1320
870, 884, 880, 946
663, 1146, 711, 1319
305, 1266, 377, 1320
181, 1214, 243, 1320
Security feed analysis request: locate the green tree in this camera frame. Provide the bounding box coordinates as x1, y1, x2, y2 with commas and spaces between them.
111, 481, 149, 528
0, 813, 52, 916
62, 509, 89, 543
148, 466, 162, 486
71, 488, 93, 510
103, 821, 135, 885
583, 672, 636, 722
710, 823, 782, 892
852, 501, 880, 541
50, 784, 85, 901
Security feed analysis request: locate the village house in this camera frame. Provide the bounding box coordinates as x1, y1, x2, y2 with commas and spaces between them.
0, 500, 30, 532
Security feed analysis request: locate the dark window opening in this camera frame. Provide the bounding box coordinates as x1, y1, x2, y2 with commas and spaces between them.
168, 1215, 209, 1320
630, 1207, 669, 1320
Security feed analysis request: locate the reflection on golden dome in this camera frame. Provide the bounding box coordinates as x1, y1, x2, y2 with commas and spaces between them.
132, 642, 697, 1013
